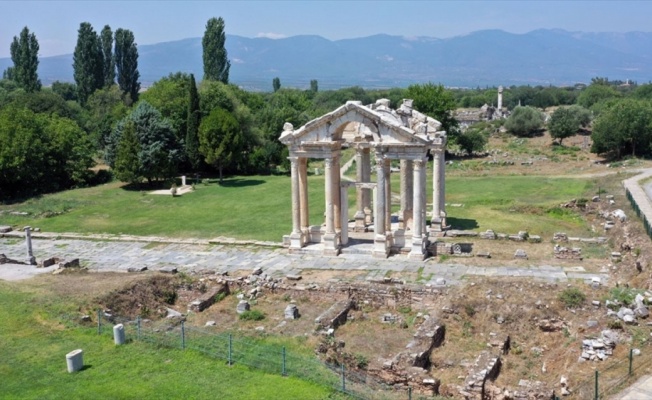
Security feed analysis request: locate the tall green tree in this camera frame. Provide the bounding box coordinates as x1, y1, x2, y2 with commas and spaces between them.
186, 74, 202, 169
9, 27, 41, 92
73, 22, 104, 105
202, 17, 230, 83
199, 107, 243, 183
272, 77, 281, 92
310, 79, 318, 93
405, 83, 458, 136
140, 72, 190, 142
548, 107, 578, 145
115, 28, 140, 104
113, 120, 141, 184
100, 25, 115, 87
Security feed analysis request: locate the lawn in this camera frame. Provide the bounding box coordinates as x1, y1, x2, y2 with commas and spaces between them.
0, 173, 594, 242
0, 279, 341, 400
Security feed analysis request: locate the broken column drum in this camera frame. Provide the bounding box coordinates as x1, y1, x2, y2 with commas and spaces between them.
279, 99, 447, 259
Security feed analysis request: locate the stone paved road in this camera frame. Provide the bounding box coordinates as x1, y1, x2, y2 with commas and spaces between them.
0, 235, 607, 285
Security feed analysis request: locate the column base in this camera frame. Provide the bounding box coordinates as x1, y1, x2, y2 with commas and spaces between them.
322, 233, 340, 256
408, 236, 428, 260
27, 256, 37, 265
430, 216, 443, 232
289, 232, 303, 250
372, 234, 389, 258
354, 211, 366, 232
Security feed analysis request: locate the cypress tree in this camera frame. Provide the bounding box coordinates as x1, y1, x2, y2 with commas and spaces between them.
100, 25, 115, 87
9, 27, 41, 92
202, 17, 230, 83
185, 74, 201, 169
115, 28, 141, 104
73, 22, 104, 105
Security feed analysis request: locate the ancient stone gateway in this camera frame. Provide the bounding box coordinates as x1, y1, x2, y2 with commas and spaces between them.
279, 99, 446, 259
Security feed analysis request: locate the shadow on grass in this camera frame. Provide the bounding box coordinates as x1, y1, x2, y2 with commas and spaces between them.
120, 181, 171, 191
446, 217, 479, 230
219, 178, 266, 188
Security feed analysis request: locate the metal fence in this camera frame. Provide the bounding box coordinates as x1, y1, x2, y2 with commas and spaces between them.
572, 345, 652, 399
93, 311, 430, 400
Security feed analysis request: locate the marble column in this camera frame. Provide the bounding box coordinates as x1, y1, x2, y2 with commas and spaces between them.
373, 153, 389, 258
409, 160, 427, 259
25, 226, 36, 265
399, 159, 413, 230
299, 157, 309, 241
333, 155, 341, 236
384, 159, 391, 234
323, 157, 339, 254
361, 148, 372, 225
354, 150, 366, 232
431, 150, 444, 231
438, 149, 446, 227
289, 157, 302, 249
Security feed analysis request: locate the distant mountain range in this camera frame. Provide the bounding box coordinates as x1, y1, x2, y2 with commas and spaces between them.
1, 29, 651, 91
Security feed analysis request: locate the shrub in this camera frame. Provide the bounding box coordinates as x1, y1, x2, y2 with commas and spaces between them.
239, 309, 265, 321
504, 106, 544, 137
558, 287, 586, 308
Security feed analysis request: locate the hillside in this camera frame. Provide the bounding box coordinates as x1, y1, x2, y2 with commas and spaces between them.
1, 29, 651, 90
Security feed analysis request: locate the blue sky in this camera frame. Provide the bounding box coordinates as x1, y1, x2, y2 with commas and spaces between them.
2, 0, 651, 58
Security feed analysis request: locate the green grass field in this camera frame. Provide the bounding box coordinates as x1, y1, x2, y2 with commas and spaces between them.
0, 280, 341, 400
0, 173, 594, 241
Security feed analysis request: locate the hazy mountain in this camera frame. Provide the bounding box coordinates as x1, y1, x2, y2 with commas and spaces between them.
1, 29, 651, 90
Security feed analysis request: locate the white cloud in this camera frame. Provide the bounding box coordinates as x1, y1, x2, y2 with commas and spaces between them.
256, 32, 287, 39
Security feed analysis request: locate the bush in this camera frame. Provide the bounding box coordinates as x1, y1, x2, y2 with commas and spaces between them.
239, 309, 265, 321
504, 106, 544, 137
558, 287, 586, 308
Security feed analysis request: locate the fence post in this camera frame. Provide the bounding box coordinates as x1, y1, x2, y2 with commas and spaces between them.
136, 316, 141, 340
629, 348, 633, 376
341, 364, 346, 393
228, 334, 233, 366
97, 309, 101, 335
595, 370, 599, 400
282, 347, 287, 376
181, 321, 185, 350
408, 386, 412, 400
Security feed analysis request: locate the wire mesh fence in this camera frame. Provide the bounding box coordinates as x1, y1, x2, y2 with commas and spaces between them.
92, 310, 425, 400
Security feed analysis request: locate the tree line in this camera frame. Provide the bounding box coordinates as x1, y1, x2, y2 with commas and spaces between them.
2, 19, 651, 201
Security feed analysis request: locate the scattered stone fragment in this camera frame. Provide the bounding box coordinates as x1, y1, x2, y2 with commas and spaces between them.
205, 320, 217, 326
236, 300, 250, 314
514, 249, 527, 259
284, 304, 300, 320
127, 266, 148, 272
159, 266, 178, 274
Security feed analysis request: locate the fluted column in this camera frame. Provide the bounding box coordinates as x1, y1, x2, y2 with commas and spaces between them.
399, 159, 413, 230
361, 148, 372, 225
289, 157, 302, 249
354, 150, 366, 231
431, 149, 445, 231
333, 155, 341, 235
409, 159, 426, 259
324, 157, 335, 235
373, 152, 389, 258
299, 157, 309, 234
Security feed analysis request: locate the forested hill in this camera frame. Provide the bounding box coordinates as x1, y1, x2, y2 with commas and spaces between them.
2, 29, 652, 90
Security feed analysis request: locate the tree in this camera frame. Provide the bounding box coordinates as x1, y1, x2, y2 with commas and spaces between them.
591, 99, 652, 158
457, 130, 487, 154
51, 81, 77, 101
9, 27, 41, 92
107, 101, 181, 184
114, 28, 140, 103
548, 107, 578, 145
310, 79, 318, 93
272, 77, 281, 92
100, 25, 115, 87
504, 106, 544, 137
140, 72, 190, 142
113, 120, 141, 184
577, 84, 620, 109
73, 22, 104, 105
405, 83, 458, 136
202, 17, 230, 83
186, 74, 202, 169
199, 107, 243, 182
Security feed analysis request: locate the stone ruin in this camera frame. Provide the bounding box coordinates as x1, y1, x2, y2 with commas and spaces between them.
280, 98, 447, 259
